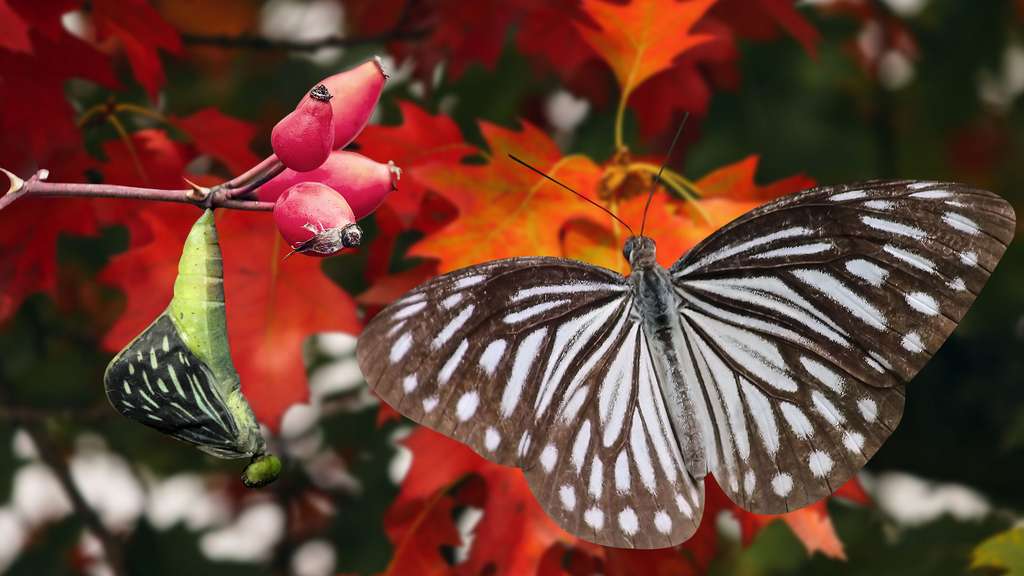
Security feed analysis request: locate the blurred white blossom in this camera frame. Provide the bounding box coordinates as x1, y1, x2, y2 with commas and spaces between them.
201, 502, 286, 563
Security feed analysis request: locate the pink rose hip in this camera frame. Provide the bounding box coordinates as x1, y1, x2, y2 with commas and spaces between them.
271, 84, 335, 172
274, 182, 362, 257
258, 150, 400, 220
320, 57, 388, 149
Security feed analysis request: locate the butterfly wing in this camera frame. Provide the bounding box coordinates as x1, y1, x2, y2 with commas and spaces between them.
357, 257, 704, 548
104, 314, 247, 458
669, 180, 1015, 513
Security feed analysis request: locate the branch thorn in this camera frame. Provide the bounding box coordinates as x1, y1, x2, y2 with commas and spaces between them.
183, 177, 211, 202
1, 167, 24, 198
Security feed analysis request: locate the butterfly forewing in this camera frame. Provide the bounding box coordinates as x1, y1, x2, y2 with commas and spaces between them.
356, 258, 704, 548
670, 180, 1015, 513
104, 314, 246, 458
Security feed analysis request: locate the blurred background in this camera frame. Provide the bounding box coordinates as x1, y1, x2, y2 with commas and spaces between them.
0, 0, 1023, 574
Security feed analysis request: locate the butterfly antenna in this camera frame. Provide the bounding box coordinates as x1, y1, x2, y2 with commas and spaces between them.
640, 111, 690, 237
508, 154, 635, 236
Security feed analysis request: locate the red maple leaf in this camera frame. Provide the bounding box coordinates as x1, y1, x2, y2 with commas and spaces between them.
100, 205, 360, 430
356, 100, 477, 228
712, 0, 821, 56
91, 0, 182, 100
169, 108, 262, 175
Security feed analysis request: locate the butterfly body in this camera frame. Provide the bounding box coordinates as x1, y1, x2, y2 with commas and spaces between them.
357, 180, 1015, 548
629, 237, 711, 481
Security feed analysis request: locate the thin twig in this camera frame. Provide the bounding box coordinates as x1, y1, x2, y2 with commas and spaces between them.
0, 155, 285, 213
22, 421, 126, 575
0, 382, 124, 575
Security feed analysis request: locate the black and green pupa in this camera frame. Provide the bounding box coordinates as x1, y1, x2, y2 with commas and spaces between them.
104, 209, 281, 488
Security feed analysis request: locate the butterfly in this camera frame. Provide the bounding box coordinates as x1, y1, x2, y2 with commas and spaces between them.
356, 177, 1015, 548
104, 210, 281, 488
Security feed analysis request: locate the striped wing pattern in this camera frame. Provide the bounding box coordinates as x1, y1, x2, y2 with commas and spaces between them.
105, 314, 245, 458
670, 181, 1015, 513
356, 258, 704, 548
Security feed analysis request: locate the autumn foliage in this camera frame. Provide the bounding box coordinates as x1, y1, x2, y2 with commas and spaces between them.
2, 0, 1022, 574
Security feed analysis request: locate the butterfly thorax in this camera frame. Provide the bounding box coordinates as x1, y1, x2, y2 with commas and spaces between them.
628, 238, 711, 480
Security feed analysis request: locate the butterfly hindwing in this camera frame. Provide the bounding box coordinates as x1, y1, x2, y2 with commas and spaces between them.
104, 314, 245, 458
670, 180, 1015, 513
356, 257, 704, 548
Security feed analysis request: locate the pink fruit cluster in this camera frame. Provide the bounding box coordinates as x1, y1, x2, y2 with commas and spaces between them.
267, 57, 397, 257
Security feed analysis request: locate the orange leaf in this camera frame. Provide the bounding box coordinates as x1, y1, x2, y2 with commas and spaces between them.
696, 154, 815, 201
781, 504, 847, 560
409, 121, 605, 272
562, 187, 765, 273
101, 205, 360, 430
576, 0, 716, 99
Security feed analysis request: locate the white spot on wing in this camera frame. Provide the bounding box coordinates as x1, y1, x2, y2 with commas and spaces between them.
441, 293, 464, 309
858, 398, 878, 422
906, 291, 939, 316
943, 212, 980, 234
500, 328, 548, 417
572, 421, 592, 474
484, 427, 501, 451
618, 508, 639, 535
422, 396, 439, 413
843, 431, 865, 452
589, 458, 603, 498
478, 339, 507, 376
808, 451, 834, 477
800, 356, 844, 395
830, 190, 867, 201
503, 300, 568, 324
393, 301, 427, 320
845, 259, 889, 287
455, 391, 479, 421
390, 333, 413, 363
772, 473, 793, 497
402, 374, 418, 393
433, 305, 475, 349
540, 444, 558, 473
812, 391, 845, 427
654, 511, 672, 534
455, 275, 486, 289
902, 331, 925, 353
751, 242, 832, 260
438, 339, 469, 385
861, 216, 927, 240
584, 507, 604, 529
961, 251, 978, 267
559, 485, 576, 511
614, 450, 630, 494
884, 244, 936, 274
780, 403, 814, 438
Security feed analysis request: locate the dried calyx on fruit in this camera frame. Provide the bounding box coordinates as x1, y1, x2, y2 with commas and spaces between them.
271, 84, 335, 172
274, 181, 363, 257
258, 151, 400, 220
103, 210, 281, 488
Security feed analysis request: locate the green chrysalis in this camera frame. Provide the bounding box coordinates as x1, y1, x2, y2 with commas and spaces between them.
104, 209, 281, 488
